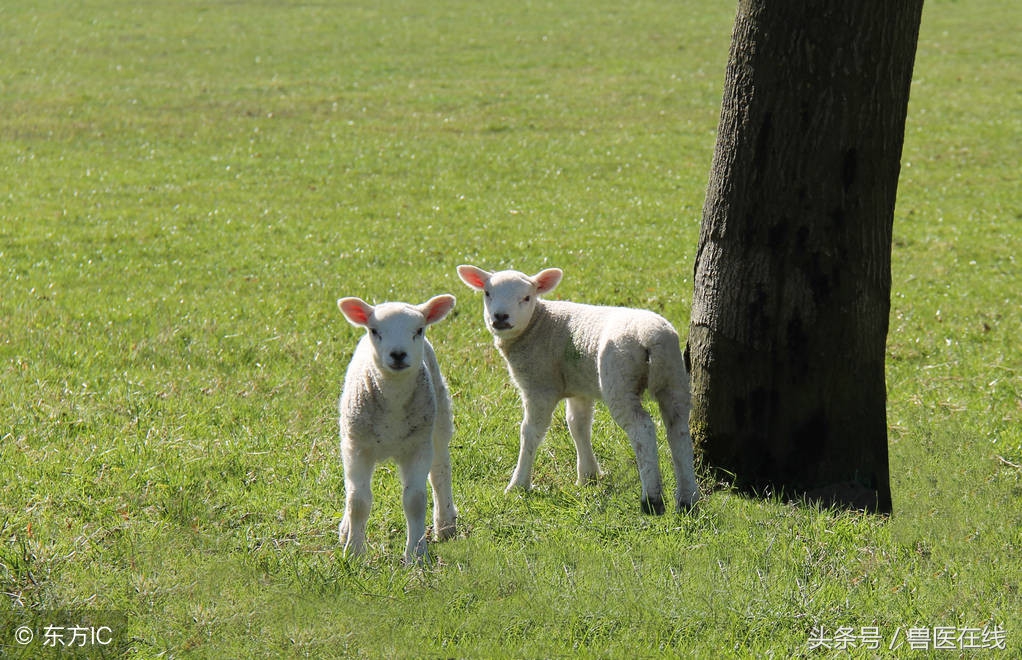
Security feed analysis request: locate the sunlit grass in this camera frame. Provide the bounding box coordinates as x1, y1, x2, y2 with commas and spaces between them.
1, 0, 1019, 656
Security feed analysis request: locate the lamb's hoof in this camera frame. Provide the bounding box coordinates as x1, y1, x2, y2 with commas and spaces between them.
433, 521, 457, 542
676, 489, 702, 513
640, 494, 666, 515
403, 551, 431, 567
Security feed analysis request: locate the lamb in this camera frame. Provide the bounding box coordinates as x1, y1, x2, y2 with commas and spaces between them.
336, 294, 457, 563
457, 265, 700, 514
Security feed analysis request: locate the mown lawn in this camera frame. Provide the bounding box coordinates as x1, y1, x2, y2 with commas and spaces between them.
1, 0, 1019, 657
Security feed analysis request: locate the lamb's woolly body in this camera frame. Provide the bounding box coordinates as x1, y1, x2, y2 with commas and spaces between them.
340, 338, 442, 458
337, 296, 456, 564
498, 300, 679, 400
458, 265, 700, 513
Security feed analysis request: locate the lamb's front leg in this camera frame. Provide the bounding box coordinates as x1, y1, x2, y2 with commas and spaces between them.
398, 445, 432, 564
507, 393, 558, 493
566, 396, 600, 485
339, 453, 374, 557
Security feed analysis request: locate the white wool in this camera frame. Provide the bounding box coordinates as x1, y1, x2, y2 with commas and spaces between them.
458, 265, 700, 513
336, 295, 457, 563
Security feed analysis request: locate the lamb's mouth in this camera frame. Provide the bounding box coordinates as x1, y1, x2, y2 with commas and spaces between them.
491, 320, 513, 331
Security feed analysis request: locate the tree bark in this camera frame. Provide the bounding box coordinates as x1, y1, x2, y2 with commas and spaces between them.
688, 1, 924, 513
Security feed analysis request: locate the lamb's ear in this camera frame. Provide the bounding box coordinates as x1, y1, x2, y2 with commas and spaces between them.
338, 297, 374, 327
457, 265, 491, 291
420, 294, 456, 325
532, 268, 563, 295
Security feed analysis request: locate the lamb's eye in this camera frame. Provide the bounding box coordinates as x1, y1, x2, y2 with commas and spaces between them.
370, 328, 380, 339
484, 291, 491, 299
415, 328, 423, 338
522, 295, 531, 303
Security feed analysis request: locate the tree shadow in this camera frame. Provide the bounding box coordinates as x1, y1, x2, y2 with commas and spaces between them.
707, 469, 892, 515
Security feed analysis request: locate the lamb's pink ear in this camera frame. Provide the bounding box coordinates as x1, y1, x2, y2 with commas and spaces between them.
338, 297, 373, 327
532, 268, 563, 295
457, 265, 491, 291
421, 295, 456, 325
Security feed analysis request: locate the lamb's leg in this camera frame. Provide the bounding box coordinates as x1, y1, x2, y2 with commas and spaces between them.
339, 454, 374, 557
601, 351, 665, 514
610, 399, 665, 514
566, 396, 600, 485
507, 393, 558, 492
398, 445, 432, 564
429, 410, 458, 540
655, 386, 701, 511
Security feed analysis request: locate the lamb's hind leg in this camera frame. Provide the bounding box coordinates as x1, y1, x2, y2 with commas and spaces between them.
566, 396, 600, 485
655, 386, 701, 511
611, 399, 665, 514
429, 407, 458, 541
602, 350, 665, 514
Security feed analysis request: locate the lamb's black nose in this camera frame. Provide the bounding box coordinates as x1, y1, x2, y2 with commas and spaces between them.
493, 313, 512, 329
390, 350, 408, 365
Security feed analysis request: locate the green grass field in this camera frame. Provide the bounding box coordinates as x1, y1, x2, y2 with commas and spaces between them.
2, 0, 1019, 657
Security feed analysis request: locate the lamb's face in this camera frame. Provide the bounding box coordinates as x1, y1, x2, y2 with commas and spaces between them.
339, 295, 455, 375
364, 303, 428, 374
481, 271, 540, 341
457, 265, 562, 342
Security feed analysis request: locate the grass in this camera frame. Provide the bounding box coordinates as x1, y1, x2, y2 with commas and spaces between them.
1, 0, 1019, 656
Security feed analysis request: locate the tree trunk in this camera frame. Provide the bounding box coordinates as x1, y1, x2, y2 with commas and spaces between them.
688, 1, 923, 513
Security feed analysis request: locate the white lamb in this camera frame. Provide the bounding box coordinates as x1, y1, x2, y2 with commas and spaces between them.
336, 294, 457, 563
457, 265, 700, 513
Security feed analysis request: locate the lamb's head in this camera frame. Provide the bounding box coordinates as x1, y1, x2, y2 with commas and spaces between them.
338, 295, 456, 374
457, 265, 562, 341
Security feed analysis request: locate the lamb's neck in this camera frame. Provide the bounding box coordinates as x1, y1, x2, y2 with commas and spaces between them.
495, 301, 554, 355
366, 363, 422, 402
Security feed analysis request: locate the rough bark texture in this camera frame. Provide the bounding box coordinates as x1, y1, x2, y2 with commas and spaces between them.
689, 0, 924, 513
